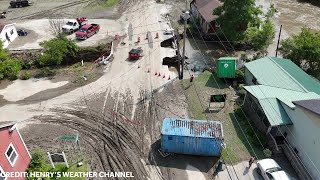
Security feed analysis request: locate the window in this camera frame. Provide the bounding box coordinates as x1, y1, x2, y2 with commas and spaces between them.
0, 165, 7, 180
5, 143, 18, 166
168, 136, 173, 140
266, 172, 275, 180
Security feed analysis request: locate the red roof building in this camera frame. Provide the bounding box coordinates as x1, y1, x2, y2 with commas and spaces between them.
0, 123, 31, 180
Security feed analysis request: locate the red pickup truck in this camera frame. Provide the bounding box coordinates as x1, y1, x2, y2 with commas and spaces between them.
75, 24, 100, 40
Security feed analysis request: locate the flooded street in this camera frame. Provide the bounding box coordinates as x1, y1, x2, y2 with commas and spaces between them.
256, 0, 320, 55
275, 0, 320, 35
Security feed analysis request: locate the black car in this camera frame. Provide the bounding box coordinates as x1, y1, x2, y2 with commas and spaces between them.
10, 0, 30, 8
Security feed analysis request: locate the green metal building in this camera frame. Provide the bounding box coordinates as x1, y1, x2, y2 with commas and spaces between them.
216, 57, 237, 78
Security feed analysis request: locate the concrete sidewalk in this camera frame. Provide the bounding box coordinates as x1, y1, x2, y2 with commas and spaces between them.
215, 161, 262, 180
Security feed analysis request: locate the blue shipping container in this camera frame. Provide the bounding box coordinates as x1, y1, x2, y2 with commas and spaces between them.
161, 118, 224, 157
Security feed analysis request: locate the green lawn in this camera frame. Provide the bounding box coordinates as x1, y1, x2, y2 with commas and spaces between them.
105, 0, 119, 7
182, 71, 266, 163
46, 163, 87, 180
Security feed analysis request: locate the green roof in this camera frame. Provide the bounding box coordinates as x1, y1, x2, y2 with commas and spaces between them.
244, 85, 320, 126
259, 98, 292, 126
245, 57, 320, 94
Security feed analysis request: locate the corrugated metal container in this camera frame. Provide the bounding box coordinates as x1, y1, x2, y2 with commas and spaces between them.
217, 57, 237, 78
161, 118, 224, 157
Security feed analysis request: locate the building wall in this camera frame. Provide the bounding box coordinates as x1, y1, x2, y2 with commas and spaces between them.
282, 105, 320, 180
0, 126, 31, 179
244, 67, 255, 85
243, 93, 269, 133
0, 24, 18, 48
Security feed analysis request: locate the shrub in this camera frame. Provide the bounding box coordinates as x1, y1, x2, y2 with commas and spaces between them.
19, 72, 32, 80
235, 69, 245, 83
38, 35, 79, 66
263, 148, 272, 158
0, 59, 22, 80
27, 149, 48, 173
35, 67, 56, 78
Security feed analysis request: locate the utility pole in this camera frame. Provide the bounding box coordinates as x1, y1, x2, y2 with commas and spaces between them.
181, 0, 189, 80
275, 25, 282, 57
175, 29, 182, 79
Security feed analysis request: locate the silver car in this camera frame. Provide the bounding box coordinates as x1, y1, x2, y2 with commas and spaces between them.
257, 158, 292, 180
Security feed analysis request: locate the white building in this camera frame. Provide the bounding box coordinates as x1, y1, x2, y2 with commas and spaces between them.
0, 23, 18, 48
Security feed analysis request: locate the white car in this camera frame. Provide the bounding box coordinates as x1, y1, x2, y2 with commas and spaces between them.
257, 158, 292, 180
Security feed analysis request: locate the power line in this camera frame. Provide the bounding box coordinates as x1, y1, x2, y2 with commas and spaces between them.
200, 7, 319, 179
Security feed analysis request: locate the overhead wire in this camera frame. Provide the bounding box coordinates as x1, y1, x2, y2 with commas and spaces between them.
200, 5, 319, 178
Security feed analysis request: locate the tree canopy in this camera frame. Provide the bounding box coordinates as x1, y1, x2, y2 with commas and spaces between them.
280, 27, 320, 79
38, 35, 79, 66
213, 0, 276, 52
213, 0, 262, 41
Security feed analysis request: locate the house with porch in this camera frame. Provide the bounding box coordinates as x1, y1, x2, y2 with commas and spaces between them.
190, 0, 222, 34
243, 57, 320, 180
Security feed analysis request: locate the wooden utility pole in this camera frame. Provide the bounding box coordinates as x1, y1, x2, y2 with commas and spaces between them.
175, 29, 182, 79
181, 0, 188, 79
275, 25, 282, 57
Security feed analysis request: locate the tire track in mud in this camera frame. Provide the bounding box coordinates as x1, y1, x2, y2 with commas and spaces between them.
35, 105, 148, 180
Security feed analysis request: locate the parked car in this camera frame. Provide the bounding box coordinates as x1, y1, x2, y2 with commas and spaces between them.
75, 24, 100, 40
257, 158, 292, 180
10, 0, 29, 8
128, 47, 143, 60
62, 17, 88, 34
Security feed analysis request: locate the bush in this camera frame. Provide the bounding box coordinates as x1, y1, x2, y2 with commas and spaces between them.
235, 69, 245, 83
35, 67, 56, 78
263, 148, 272, 158
0, 59, 22, 80
27, 149, 48, 173
19, 72, 32, 80
38, 35, 79, 67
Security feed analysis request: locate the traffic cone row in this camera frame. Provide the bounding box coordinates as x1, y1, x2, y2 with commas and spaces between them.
153, 71, 172, 80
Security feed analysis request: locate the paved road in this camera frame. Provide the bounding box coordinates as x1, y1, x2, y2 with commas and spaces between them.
216, 161, 263, 180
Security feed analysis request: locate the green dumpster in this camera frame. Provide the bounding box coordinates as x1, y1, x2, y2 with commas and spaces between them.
217, 57, 237, 78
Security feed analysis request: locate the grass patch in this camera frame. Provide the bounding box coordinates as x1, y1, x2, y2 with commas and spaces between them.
45, 163, 87, 180
105, 0, 119, 7
182, 71, 266, 163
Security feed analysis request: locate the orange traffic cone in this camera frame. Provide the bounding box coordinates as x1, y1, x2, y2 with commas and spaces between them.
145, 33, 148, 40
158, 72, 161, 76
155, 32, 159, 39
168, 75, 171, 80
163, 73, 165, 78
155, 72, 158, 75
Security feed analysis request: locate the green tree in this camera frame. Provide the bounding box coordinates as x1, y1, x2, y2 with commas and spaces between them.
213, 0, 263, 41
244, 20, 275, 51
38, 35, 79, 66
280, 27, 320, 79
0, 41, 22, 80
27, 149, 48, 173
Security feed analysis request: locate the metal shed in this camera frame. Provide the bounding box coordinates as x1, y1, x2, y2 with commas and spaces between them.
161, 118, 224, 157
217, 57, 237, 78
